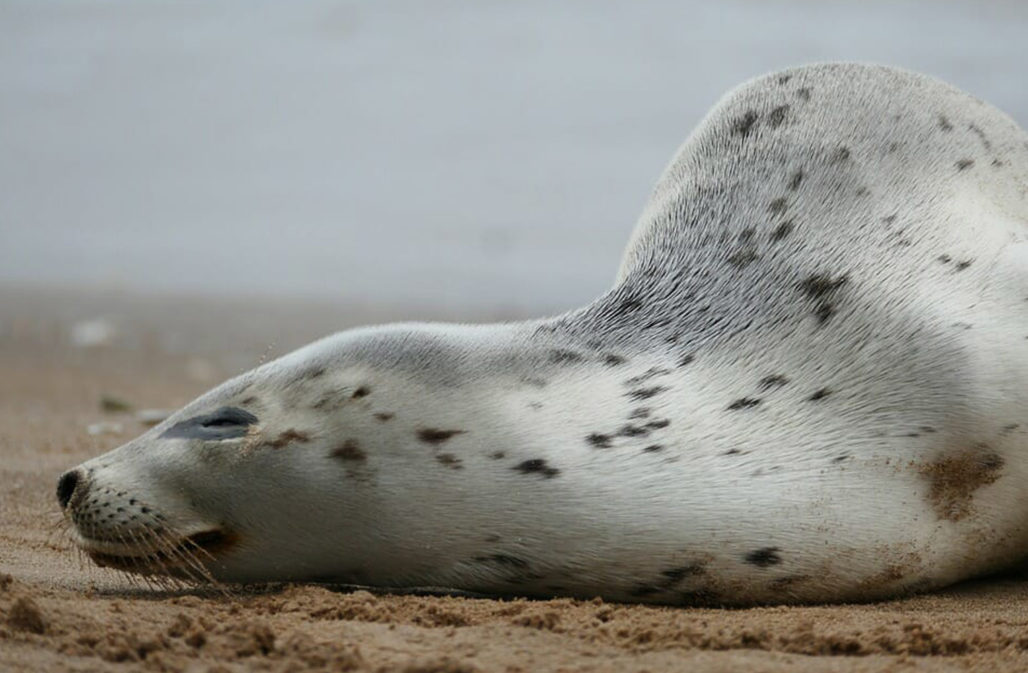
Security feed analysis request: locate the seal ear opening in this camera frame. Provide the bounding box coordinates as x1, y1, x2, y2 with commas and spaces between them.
162, 406, 258, 440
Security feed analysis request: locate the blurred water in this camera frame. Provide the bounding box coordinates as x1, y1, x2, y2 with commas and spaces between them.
1, 0, 1026, 313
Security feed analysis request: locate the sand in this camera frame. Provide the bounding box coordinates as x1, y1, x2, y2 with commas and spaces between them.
4, 286, 1028, 673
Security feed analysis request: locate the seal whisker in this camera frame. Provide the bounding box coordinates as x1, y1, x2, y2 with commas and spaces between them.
145, 529, 200, 584
158, 529, 220, 587
128, 527, 183, 591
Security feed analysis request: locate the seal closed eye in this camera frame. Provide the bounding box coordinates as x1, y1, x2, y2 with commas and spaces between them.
161, 406, 258, 440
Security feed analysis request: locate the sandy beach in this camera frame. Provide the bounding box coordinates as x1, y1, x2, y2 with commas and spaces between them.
3, 287, 1028, 673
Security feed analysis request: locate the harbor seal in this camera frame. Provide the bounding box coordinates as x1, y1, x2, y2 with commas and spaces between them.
57, 63, 1028, 605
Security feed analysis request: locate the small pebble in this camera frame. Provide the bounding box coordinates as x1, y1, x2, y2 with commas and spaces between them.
87, 421, 124, 436
70, 319, 116, 348
100, 395, 133, 413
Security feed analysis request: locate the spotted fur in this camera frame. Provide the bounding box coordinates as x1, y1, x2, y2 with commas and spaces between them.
58, 63, 1028, 606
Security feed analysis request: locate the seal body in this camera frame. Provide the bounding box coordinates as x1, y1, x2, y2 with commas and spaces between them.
57, 63, 1028, 605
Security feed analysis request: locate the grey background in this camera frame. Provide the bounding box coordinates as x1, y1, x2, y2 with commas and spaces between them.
2, 0, 1026, 315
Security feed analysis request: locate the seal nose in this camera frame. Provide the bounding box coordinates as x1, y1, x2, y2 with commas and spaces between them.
56, 469, 83, 510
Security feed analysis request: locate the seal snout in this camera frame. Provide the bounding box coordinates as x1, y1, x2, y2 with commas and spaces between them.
56, 468, 85, 510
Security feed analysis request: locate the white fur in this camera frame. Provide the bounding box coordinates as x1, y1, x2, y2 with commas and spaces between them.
61, 63, 1028, 605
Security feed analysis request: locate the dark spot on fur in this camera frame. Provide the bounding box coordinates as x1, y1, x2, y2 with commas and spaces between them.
373, 412, 395, 422
919, 448, 1004, 521
515, 459, 559, 478
1001, 424, 1019, 434
882, 214, 897, 225
625, 367, 671, 386
417, 428, 465, 444
490, 451, 506, 460
833, 455, 850, 463
723, 449, 742, 456
678, 354, 695, 367
618, 424, 649, 437
352, 386, 370, 399
738, 227, 756, 243
992, 158, 1004, 168
955, 259, 973, 271
778, 74, 792, 85
831, 146, 851, 163
637, 413, 670, 429
435, 453, 463, 470
855, 186, 870, 197
629, 408, 651, 419
745, 547, 782, 568
643, 445, 663, 453
627, 386, 669, 400
473, 554, 528, 569
331, 439, 366, 462
767, 105, 789, 128
937, 254, 952, 264
769, 220, 794, 243
617, 298, 643, 314
787, 169, 803, 191
646, 419, 671, 430
798, 273, 848, 324
523, 377, 548, 388
240, 396, 258, 405
796, 87, 811, 102
768, 197, 788, 215
587, 433, 614, 448
955, 158, 974, 171
643, 317, 672, 330
603, 354, 626, 367
264, 429, 311, 449
809, 388, 832, 401
306, 367, 326, 379
920, 426, 937, 434
727, 398, 762, 410
661, 564, 705, 584
549, 349, 583, 364
937, 115, 953, 132
759, 374, 789, 390
968, 124, 992, 150
728, 248, 759, 269
732, 110, 759, 138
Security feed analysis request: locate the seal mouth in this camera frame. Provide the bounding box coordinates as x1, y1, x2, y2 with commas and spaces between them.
84, 529, 236, 576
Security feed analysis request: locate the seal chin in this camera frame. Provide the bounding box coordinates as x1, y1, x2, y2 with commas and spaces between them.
78, 528, 237, 577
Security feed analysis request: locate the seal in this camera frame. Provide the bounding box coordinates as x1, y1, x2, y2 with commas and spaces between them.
57, 63, 1028, 605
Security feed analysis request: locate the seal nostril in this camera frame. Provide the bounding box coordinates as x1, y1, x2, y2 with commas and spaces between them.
57, 470, 81, 509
